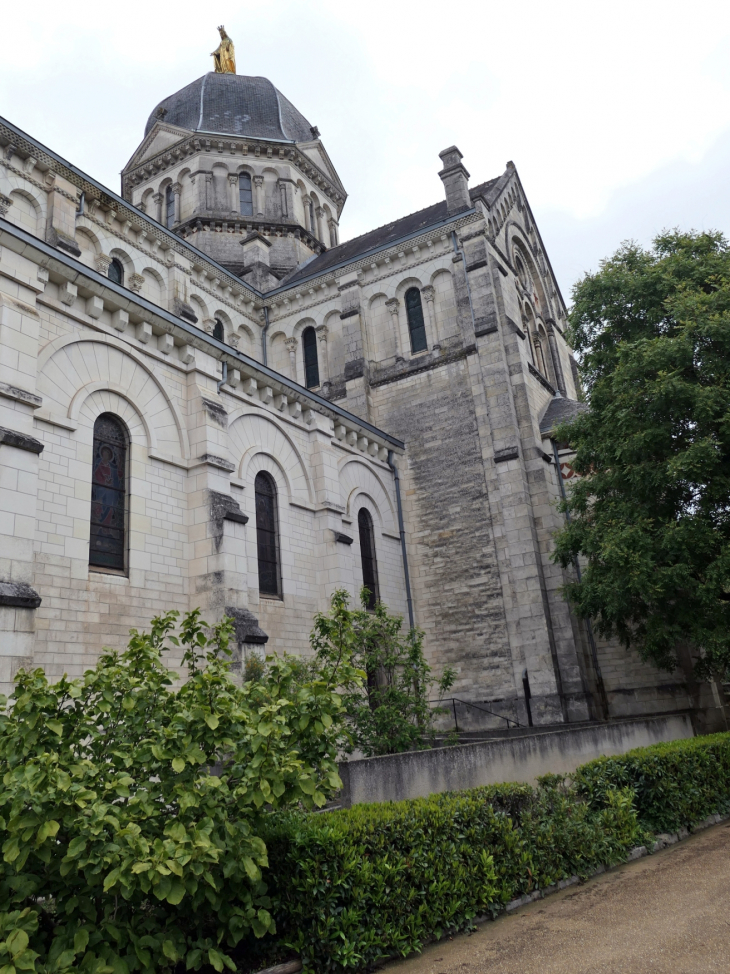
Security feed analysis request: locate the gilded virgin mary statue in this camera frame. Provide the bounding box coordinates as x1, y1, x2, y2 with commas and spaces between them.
211, 26, 236, 74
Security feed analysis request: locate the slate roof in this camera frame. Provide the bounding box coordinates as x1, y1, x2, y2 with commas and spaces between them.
144, 73, 314, 142
277, 179, 499, 288
539, 396, 588, 437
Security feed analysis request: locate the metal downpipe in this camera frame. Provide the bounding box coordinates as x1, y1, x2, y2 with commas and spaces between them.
387, 450, 415, 630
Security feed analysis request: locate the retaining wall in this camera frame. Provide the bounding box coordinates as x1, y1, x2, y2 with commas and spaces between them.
338, 713, 694, 806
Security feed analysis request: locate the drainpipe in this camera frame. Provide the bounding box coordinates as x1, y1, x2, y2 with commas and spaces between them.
75, 191, 85, 217
217, 360, 228, 394
387, 450, 415, 630
551, 436, 609, 720
451, 229, 476, 334
262, 305, 270, 366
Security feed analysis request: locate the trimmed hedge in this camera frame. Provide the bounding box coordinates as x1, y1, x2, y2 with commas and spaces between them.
573, 732, 730, 832
244, 733, 730, 974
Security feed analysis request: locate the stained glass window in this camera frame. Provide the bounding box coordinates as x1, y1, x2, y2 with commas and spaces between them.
302, 326, 319, 388
358, 508, 379, 609
255, 471, 281, 597
108, 258, 124, 286
165, 185, 175, 228
405, 287, 428, 353
239, 173, 253, 216
89, 413, 127, 572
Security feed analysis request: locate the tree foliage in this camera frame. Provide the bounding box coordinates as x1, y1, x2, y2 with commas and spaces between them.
309, 589, 454, 756
0, 610, 351, 974
553, 230, 730, 677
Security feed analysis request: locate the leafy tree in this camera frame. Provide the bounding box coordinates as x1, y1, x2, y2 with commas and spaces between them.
553, 230, 730, 678
309, 588, 454, 756
0, 609, 354, 974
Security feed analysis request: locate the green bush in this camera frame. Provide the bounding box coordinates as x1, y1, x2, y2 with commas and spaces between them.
255, 780, 640, 973
572, 732, 730, 833
0, 610, 357, 974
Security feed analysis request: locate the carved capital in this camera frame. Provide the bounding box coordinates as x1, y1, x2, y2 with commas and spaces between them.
0, 193, 12, 217
228, 173, 238, 186
172, 182, 182, 195
253, 175, 264, 187
284, 337, 298, 350
228, 334, 240, 348
128, 273, 145, 294
95, 253, 113, 275
385, 297, 400, 316
315, 324, 328, 342
421, 285, 436, 304
152, 192, 162, 204
202, 318, 216, 334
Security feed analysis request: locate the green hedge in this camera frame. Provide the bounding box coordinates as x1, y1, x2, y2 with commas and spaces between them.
243, 733, 730, 974
572, 732, 730, 832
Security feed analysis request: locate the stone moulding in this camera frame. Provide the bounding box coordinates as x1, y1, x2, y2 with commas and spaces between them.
225, 606, 269, 645
333, 531, 353, 545
0, 581, 42, 609
0, 426, 44, 454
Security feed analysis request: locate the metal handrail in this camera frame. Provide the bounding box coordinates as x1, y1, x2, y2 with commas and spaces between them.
430, 696, 520, 732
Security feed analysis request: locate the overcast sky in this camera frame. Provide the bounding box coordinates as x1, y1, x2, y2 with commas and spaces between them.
3, 0, 730, 300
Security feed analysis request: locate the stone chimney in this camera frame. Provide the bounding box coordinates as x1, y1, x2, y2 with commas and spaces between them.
438, 146, 471, 215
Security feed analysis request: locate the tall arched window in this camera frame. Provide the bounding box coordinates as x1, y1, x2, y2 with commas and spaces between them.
165, 185, 175, 228
239, 173, 253, 216
358, 508, 379, 609
213, 318, 224, 342
405, 287, 428, 353
302, 326, 319, 388
108, 258, 124, 286
89, 413, 128, 572
255, 471, 281, 597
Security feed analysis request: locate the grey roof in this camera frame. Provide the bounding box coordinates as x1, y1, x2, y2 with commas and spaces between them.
539, 396, 588, 437
144, 73, 314, 142
278, 179, 498, 289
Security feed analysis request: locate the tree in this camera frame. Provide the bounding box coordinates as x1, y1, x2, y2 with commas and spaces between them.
309, 589, 454, 756
0, 609, 353, 974
552, 230, 730, 679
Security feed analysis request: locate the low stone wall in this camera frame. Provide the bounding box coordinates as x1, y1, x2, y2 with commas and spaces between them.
338, 714, 694, 807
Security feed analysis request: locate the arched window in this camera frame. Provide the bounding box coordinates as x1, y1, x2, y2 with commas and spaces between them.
213, 318, 224, 342
302, 326, 319, 388
89, 413, 128, 572
255, 471, 281, 597
358, 508, 379, 610
165, 185, 175, 228
239, 173, 253, 216
405, 287, 428, 353
108, 258, 124, 286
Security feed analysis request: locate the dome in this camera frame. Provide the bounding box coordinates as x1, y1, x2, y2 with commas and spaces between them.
144, 73, 315, 143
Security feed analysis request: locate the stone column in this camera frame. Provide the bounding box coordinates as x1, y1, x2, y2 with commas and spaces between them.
153, 192, 162, 224
328, 220, 338, 247
228, 173, 239, 213
421, 285, 439, 349
316, 324, 329, 380
278, 180, 289, 218
385, 297, 402, 357
302, 197, 312, 233
316, 206, 325, 243
172, 182, 182, 225
284, 336, 298, 381
546, 320, 567, 395
253, 176, 265, 217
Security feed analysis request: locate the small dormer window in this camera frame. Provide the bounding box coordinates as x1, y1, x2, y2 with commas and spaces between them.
108, 258, 124, 286
165, 185, 175, 228
239, 173, 253, 216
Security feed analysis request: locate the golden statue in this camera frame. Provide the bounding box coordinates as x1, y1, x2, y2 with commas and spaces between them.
211, 26, 236, 74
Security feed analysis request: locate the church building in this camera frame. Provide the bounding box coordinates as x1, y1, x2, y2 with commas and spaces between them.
0, 35, 707, 729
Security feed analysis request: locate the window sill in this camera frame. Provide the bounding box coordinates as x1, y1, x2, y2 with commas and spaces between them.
259, 594, 284, 603
89, 567, 129, 579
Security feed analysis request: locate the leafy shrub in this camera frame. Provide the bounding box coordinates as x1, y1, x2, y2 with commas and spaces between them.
253, 780, 641, 973
572, 732, 730, 832
0, 610, 355, 974
310, 590, 454, 756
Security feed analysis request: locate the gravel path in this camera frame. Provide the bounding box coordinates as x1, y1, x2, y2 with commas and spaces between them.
383, 822, 730, 974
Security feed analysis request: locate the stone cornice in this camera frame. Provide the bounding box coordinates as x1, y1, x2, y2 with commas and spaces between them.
122, 132, 347, 210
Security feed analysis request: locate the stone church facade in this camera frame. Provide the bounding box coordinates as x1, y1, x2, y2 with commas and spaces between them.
0, 70, 701, 728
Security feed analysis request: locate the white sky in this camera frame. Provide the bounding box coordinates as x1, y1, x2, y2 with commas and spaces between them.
3, 0, 730, 299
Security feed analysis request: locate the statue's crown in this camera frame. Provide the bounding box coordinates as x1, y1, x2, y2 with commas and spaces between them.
217, 24, 225, 31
